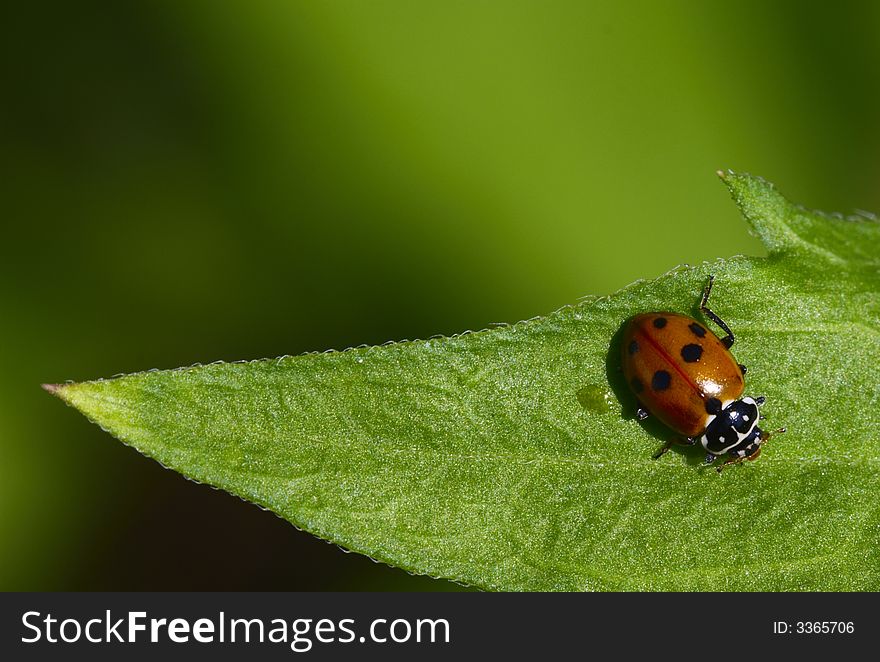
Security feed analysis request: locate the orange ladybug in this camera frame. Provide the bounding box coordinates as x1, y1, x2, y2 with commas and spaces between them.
621, 276, 784, 472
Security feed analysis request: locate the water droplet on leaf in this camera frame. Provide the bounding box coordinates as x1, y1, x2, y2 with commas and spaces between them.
576, 385, 615, 413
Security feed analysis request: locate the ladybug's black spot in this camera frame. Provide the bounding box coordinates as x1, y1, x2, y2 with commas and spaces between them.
631, 377, 644, 394
705, 397, 722, 415
681, 343, 703, 363
689, 322, 706, 338
651, 370, 671, 391
653, 317, 667, 329
628, 339, 639, 355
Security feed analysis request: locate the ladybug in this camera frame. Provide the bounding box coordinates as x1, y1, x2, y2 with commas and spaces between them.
621, 275, 784, 472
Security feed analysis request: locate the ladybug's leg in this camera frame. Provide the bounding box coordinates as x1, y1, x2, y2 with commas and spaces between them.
652, 436, 695, 460
759, 427, 786, 442
717, 432, 783, 472
716, 443, 756, 472
700, 275, 735, 349
636, 406, 650, 421
717, 454, 747, 473
756, 396, 767, 419
703, 452, 717, 466
652, 443, 672, 459
717, 441, 764, 472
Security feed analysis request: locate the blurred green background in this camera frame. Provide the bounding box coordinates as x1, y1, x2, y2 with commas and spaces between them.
3, 1, 879, 590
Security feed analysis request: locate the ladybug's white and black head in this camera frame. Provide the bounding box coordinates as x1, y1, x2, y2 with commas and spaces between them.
700, 396, 763, 456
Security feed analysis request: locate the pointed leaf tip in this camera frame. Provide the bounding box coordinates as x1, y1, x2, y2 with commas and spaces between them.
45, 172, 880, 591
720, 171, 880, 264
42, 382, 74, 403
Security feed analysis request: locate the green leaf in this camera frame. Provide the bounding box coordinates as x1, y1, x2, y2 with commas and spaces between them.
49, 172, 880, 591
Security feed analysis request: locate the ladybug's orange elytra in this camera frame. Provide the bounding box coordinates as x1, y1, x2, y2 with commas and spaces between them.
620, 276, 784, 472
622, 312, 743, 438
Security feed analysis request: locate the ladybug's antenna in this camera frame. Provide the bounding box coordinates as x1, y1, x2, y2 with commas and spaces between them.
700, 275, 735, 349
